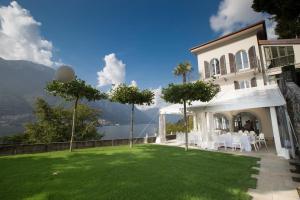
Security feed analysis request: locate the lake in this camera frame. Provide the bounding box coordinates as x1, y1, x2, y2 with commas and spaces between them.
99, 123, 158, 140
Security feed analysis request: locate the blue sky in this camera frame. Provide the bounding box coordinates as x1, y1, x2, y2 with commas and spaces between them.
0, 0, 221, 88
0, 0, 273, 93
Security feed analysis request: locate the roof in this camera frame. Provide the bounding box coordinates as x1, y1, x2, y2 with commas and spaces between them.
190, 21, 266, 53
259, 39, 300, 45
159, 84, 285, 114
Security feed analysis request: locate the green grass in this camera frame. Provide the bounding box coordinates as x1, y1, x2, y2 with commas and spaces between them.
0, 145, 259, 200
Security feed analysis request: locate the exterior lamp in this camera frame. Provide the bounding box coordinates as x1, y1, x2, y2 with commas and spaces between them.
54, 65, 75, 83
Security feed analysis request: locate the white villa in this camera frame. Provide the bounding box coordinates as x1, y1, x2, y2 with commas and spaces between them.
158, 21, 300, 159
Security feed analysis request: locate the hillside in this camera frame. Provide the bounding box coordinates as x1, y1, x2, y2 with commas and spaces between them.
0, 58, 154, 136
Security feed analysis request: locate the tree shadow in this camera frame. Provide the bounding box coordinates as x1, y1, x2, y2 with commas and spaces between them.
0, 145, 259, 200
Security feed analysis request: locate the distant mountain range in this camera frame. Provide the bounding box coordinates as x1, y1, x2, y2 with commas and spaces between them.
0, 58, 157, 136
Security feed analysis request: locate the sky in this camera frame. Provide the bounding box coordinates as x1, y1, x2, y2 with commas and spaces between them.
0, 0, 276, 109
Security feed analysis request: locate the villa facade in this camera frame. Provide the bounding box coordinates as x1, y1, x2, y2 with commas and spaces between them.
158, 21, 300, 159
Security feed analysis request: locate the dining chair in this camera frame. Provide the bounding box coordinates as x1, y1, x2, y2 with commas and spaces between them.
232, 136, 242, 152
258, 133, 268, 151
249, 135, 258, 151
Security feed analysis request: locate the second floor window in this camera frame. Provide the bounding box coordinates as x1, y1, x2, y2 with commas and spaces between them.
235, 50, 249, 70
210, 58, 220, 75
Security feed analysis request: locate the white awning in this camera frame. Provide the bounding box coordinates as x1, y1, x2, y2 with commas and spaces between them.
159, 84, 286, 114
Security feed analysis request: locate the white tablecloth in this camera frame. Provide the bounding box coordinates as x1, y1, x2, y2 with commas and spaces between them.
219, 134, 252, 152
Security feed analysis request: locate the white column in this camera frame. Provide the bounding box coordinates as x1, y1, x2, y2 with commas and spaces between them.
270, 107, 288, 158
193, 113, 197, 131
207, 112, 215, 135
156, 114, 166, 143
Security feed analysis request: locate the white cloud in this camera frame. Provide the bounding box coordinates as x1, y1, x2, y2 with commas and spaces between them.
97, 53, 126, 87
210, 0, 277, 39
137, 86, 169, 110
0, 1, 56, 66
130, 80, 137, 87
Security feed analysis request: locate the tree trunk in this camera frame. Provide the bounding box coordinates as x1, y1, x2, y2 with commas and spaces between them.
183, 99, 188, 151
183, 73, 188, 151
183, 73, 187, 84
70, 97, 79, 152
130, 103, 134, 148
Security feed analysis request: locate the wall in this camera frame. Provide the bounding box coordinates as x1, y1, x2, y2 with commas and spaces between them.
195, 31, 264, 91
0, 137, 156, 156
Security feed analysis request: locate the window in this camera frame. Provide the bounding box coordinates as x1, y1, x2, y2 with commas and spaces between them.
264, 46, 295, 68
234, 80, 253, 90
235, 50, 249, 70
210, 58, 220, 76
239, 80, 250, 89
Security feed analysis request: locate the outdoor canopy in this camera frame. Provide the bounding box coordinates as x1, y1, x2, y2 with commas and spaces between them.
159, 84, 286, 114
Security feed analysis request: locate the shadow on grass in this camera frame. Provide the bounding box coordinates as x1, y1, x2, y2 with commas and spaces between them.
0, 145, 259, 200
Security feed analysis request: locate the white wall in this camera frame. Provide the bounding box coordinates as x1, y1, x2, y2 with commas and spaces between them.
195, 32, 264, 92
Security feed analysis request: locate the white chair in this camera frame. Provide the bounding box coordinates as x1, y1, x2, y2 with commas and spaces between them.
249, 131, 256, 136
232, 136, 243, 152
257, 133, 268, 150
238, 130, 243, 135
249, 135, 259, 151
244, 130, 249, 135
212, 134, 227, 150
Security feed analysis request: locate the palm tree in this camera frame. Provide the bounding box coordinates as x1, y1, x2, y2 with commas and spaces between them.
173, 61, 192, 151
173, 61, 192, 84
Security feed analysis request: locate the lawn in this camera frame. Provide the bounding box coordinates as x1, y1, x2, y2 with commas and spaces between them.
0, 144, 259, 200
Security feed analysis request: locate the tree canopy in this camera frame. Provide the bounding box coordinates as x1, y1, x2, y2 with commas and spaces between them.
162, 81, 219, 104
46, 78, 107, 101
252, 0, 300, 38
173, 61, 192, 83
110, 84, 154, 106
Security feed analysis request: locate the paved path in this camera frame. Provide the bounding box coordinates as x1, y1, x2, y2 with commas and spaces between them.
248, 151, 300, 200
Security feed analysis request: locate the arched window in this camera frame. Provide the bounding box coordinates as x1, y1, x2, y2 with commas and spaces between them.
210, 58, 220, 76
235, 50, 249, 70
233, 112, 260, 133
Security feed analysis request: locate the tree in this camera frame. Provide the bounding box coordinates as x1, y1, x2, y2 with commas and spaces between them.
173, 61, 192, 83
110, 84, 154, 148
252, 0, 300, 38
46, 78, 106, 151
166, 117, 193, 135
162, 81, 219, 151
172, 62, 192, 150
24, 98, 103, 144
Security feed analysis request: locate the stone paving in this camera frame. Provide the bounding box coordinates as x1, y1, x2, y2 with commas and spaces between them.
247, 149, 300, 200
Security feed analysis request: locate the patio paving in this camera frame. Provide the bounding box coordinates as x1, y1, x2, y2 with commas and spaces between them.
160, 140, 300, 200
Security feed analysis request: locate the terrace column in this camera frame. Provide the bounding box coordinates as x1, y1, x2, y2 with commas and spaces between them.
156, 114, 166, 143
270, 107, 287, 158
193, 113, 197, 131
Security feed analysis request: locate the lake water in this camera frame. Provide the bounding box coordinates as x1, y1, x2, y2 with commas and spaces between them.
99, 123, 158, 140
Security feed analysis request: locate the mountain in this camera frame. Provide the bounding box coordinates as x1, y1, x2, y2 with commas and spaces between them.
0, 58, 153, 136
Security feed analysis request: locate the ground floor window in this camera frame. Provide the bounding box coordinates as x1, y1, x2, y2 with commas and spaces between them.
239, 80, 250, 89
233, 112, 260, 133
